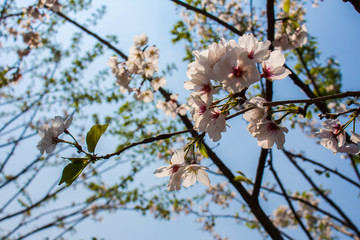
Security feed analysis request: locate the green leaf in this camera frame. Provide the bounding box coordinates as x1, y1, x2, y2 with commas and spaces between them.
234, 175, 253, 184
59, 162, 88, 186
86, 123, 109, 153
352, 155, 360, 164
284, 0, 290, 14
198, 142, 209, 158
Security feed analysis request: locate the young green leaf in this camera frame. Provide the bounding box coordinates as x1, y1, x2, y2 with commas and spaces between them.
86, 123, 109, 153
198, 142, 209, 158
284, 0, 290, 14
234, 175, 253, 184
59, 162, 88, 187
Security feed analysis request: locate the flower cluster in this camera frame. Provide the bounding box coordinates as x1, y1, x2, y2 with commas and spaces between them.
273, 0, 308, 51
107, 34, 164, 101
154, 149, 211, 191
186, 34, 290, 143
37, 116, 73, 154
156, 94, 190, 119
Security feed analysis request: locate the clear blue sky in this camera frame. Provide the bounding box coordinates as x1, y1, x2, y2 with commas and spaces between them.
4, 0, 359, 239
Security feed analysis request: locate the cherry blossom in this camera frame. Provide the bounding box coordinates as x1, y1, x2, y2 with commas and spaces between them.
22, 31, 42, 48
133, 33, 148, 47
151, 76, 166, 91
261, 50, 291, 81
213, 47, 260, 93
182, 164, 211, 188
248, 120, 288, 150
317, 120, 359, 154
145, 46, 159, 60
238, 33, 270, 63
37, 116, 73, 154
185, 72, 214, 102
153, 150, 186, 191
350, 131, 360, 146
187, 40, 226, 79
134, 90, 154, 103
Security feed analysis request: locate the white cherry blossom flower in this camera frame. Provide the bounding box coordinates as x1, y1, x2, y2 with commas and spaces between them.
176, 104, 191, 116
205, 108, 227, 142
151, 76, 166, 91
213, 47, 260, 93
133, 33, 148, 47
185, 72, 214, 103
145, 46, 159, 60
134, 90, 154, 103
154, 150, 186, 191
189, 96, 226, 142
238, 33, 271, 63
187, 40, 226, 79
317, 120, 359, 154
22, 31, 42, 48
140, 61, 158, 78
249, 120, 288, 150
188, 95, 212, 132
37, 116, 73, 154
261, 50, 291, 81
182, 164, 211, 188
156, 100, 177, 119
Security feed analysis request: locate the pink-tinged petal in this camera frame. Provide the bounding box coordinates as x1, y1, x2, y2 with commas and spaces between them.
268, 66, 291, 80
167, 167, 185, 191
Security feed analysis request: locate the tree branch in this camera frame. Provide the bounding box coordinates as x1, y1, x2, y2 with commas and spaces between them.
252, 148, 268, 199
170, 0, 244, 36
284, 149, 360, 189
284, 150, 360, 237
343, 0, 360, 14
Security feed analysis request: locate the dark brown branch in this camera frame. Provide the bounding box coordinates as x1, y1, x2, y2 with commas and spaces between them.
252, 148, 268, 199
264, 91, 360, 107
170, 0, 244, 36
343, 0, 360, 14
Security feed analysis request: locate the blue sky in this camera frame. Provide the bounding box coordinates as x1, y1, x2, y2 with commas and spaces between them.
2, 0, 359, 239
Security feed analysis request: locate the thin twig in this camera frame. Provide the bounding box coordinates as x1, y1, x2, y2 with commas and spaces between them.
170, 0, 244, 36
269, 158, 314, 240
284, 150, 360, 237
264, 91, 360, 107
284, 150, 360, 189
